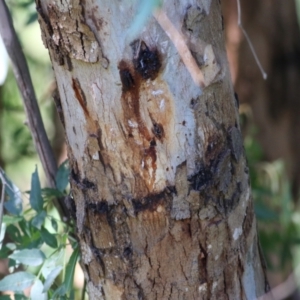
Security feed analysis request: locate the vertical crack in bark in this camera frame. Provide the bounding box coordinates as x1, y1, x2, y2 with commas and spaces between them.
52, 87, 65, 127
222, 270, 229, 300
258, 240, 271, 294
199, 242, 208, 284
237, 255, 246, 299
242, 200, 254, 240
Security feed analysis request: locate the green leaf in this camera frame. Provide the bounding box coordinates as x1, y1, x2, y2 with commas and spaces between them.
41, 188, 63, 199
4, 199, 22, 216
29, 167, 43, 212
6, 224, 22, 243
9, 249, 45, 267
6, 243, 16, 250
5, 243, 17, 251
26, 12, 38, 26
17, 0, 35, 9
21, 233, 43, 250
3, 173, 22, 216
30, 279, 47, 300
52, 284, 66, 298
51, 218, 58, 232
8, 257, 17, 270
31, 211, 46, 229
63, 245, 79, 294
0, 246, 10, 259
2, 215, 23, 225
41, 227, 57, 248
14, 294, 28, 300
0, 272, 35, 292
43, 266, 62, 292
41, 249, 64, 278
0, 295, 12, 300
55, 160, 69, 192
254, 203, 278, 221
18, 219, 31, 238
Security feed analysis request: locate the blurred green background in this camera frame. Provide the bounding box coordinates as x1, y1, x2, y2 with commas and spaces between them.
0, 0, 61, 191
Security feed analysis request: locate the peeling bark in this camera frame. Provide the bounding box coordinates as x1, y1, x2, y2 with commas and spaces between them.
35, 0, 269, 299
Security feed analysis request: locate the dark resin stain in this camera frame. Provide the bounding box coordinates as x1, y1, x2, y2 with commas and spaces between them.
119, 69, 135, 92
188, 164, 213, 191
152, 122, 164, 140
117, 41, 164, 192
132, 189, 170, 213
133, 41, 161, 80
87, 201, 110, 214
143, 145, 157, 176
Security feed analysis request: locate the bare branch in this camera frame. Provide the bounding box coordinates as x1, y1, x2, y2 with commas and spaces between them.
153, 8, 206, 89
236, 0, 267, 80
0, 0, 68, 219
257, 271, 297, 300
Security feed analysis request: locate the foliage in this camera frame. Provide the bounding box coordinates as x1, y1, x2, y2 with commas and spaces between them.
0, 162, 81, 300
244, 127, 300, 272
1, 0, 54, 175
7, 0, 37, 26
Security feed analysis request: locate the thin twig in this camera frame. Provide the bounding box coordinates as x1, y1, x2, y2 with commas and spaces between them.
0, 0, 68, 219
153, 8, 206, 89
236, 0, 267, 80
257, 271, 298, 300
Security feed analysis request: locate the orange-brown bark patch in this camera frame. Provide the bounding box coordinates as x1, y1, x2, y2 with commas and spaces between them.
72, 77, 89, 117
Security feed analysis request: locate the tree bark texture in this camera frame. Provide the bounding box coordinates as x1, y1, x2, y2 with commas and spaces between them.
35, 0, 269, 299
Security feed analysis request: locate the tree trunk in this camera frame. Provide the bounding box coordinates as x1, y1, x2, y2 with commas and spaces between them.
35, 0, 269, 298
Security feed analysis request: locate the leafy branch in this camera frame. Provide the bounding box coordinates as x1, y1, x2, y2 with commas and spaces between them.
0, 163, 80, 299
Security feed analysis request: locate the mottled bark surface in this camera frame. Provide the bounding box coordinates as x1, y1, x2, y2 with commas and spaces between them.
36, 0, 269, 299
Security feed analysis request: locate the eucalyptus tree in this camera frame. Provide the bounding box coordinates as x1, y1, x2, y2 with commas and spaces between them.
33, 0, 269, 298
